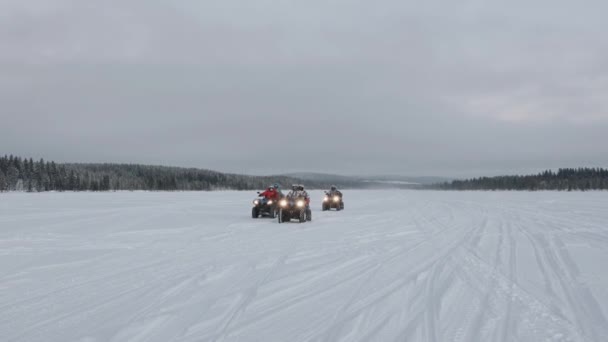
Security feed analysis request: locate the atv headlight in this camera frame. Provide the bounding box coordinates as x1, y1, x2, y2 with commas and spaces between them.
323, 196, 329, 202
297, 200, 305, 207
333, 196, 340, 202
267, 200, 273, 205
253, 200, 259, 205
280, 199, 287, 207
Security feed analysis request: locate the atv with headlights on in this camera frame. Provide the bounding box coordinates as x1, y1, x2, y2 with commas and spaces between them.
278, 197, 312, 223
322, 192, 344, 211
252, 196, 278, 218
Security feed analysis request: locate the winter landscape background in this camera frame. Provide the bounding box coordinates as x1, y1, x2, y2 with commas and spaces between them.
3, 0, 608, 341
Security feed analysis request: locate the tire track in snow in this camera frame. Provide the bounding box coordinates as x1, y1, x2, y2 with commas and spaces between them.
516, 211, 608, 341
499, 219, 518, 342
320, 261, 383, 342
322, 216, 479, 341
550, 235, 608, 340
289, 204, 477, 341
466, 217, 505, 342
231, 255, 384, 339
449, 204, 579, 342
423, 255, 451, 342
213, 253, 289, 342
459, 246, 583, 341
518, 222, 557, 299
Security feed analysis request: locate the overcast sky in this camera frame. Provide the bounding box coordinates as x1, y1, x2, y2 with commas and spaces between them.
1, 0, 607, 177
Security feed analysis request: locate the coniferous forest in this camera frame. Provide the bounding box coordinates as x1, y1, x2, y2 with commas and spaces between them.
1, 155, 607, 192
435, 168, 608, 191
0, 155, 338, 192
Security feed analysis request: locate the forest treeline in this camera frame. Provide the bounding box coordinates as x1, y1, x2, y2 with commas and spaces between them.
0, 155, 346, 192
435, 168, 608, 191
2, 155, 606, 192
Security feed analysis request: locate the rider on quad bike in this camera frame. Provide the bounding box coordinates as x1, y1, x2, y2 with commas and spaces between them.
288, 184, 310, 205
278, 184, 312, 223
328, 185, 342, 198
323, 185, 344, 211
259, 185, 281, 202
252, 185, 280, 218
272, 183, 284, 198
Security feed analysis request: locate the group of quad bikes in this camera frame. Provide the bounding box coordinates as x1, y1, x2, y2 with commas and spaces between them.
251, 186, 344, 224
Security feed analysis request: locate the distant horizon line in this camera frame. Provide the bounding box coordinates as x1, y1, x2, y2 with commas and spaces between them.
3, 153, 607, 181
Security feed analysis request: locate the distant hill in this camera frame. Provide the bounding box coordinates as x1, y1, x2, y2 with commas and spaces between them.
359, 175, 452, 185
1, 155, 424, 192
283, 172, 359, 184
283, 172, 451, 188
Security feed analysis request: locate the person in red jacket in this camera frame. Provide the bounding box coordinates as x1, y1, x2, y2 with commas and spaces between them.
259, 186, 280, 201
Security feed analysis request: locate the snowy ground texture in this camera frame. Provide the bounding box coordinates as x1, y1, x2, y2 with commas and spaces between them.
2, 191, 608, 342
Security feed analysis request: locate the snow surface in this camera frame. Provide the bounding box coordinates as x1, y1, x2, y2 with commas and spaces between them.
2, 190, 608, 342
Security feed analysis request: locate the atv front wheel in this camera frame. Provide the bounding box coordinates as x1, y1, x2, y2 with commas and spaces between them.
252, 207, 259, 218
306, 208, 312, 221
299, 209, 306, 223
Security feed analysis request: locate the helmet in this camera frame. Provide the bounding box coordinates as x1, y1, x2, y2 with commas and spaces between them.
292, 184, 298, 191
298, 185, 305, 191
273, 183, 280, 189
330, 185, 337, 191
269, 185, 275, 190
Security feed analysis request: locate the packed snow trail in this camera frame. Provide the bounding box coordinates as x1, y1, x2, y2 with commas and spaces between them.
1, 191, 608, 342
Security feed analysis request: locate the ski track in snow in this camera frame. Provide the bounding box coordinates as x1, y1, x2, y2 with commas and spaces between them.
1, 191, 608, 342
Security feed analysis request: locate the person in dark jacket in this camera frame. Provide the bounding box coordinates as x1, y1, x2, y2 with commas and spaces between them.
272, 183, 284, 198
328, 185, 342, 198
287, 184, 310, 206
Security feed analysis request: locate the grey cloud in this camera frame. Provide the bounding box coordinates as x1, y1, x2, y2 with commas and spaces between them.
1, 0, 607, 177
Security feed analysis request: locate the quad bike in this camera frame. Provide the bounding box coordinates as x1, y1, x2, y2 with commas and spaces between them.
252, 195, 278, 218
278, 197, 312, 223
322, 192, 344, 211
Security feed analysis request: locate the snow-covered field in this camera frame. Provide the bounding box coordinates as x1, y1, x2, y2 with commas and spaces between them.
2, 190, 608, 342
